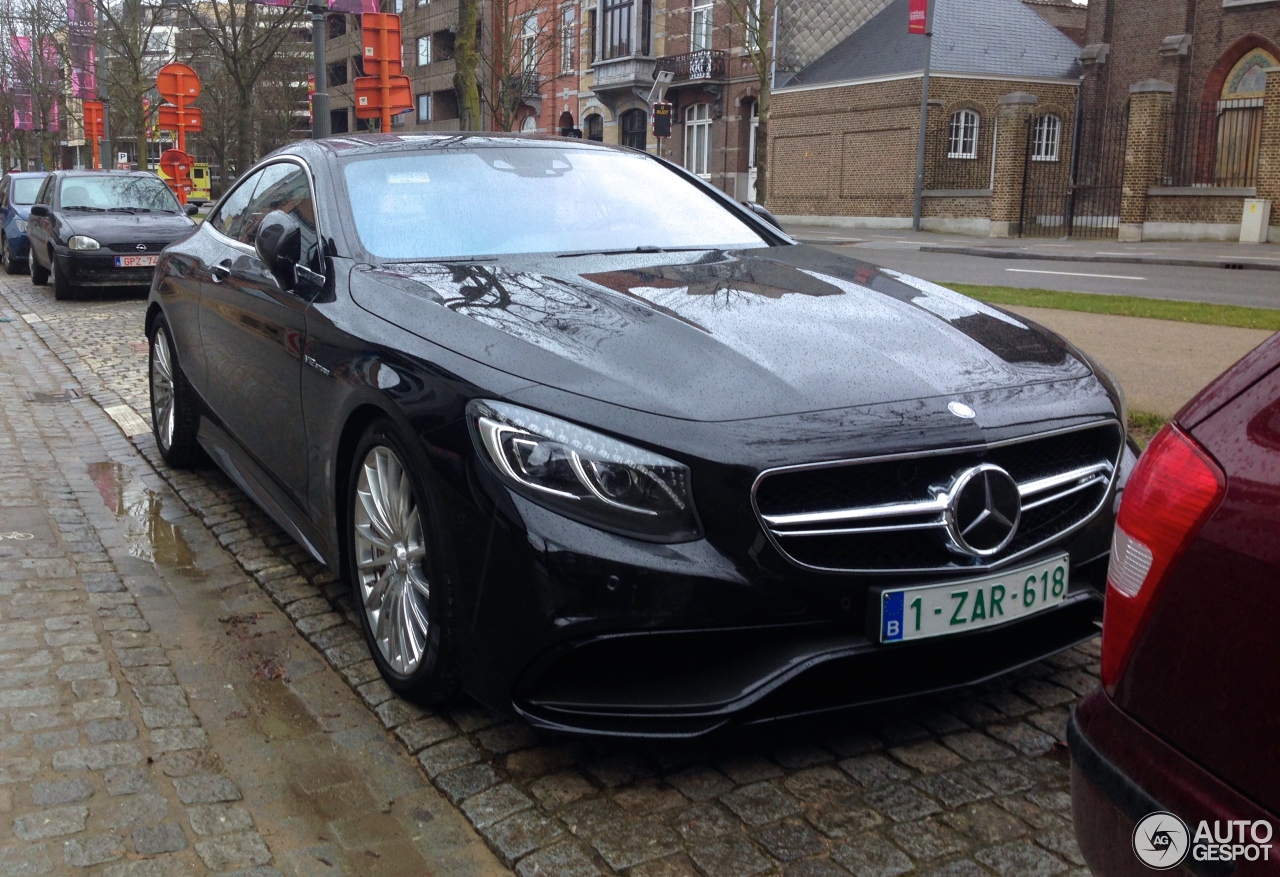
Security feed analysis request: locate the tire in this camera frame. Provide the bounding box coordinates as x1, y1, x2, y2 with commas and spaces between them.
2, 236, 24, 275
29, 249, 48, 286
50, 254, 76, 301
347, 420, 460, 704
149, 317, 202, 468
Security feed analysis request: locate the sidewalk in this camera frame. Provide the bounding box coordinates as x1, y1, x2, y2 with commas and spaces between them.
1002, 306, 1273, 418
0, 293, 507, 874
781, 223, 1280, 272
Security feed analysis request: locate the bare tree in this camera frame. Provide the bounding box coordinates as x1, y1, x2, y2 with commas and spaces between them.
480, 0, 555, 132
453, 0, 481, 129
723, 0, 776, 201
94, 0, 172, 168
176, 0, 307, 180
189, 62, 239, 195
0, 0, 69, 168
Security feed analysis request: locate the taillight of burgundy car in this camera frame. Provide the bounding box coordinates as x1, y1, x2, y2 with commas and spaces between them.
1100, 424, 1226, 694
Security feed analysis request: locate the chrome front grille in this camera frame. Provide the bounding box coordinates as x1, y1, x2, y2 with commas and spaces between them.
752, 421, 1124, 574
105, 242, 167, 253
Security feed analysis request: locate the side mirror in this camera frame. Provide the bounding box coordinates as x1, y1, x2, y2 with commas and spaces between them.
742, 201, 783, 231
29, 204, 51, 218
255, 210, 302, 288
184, 204, 199, 216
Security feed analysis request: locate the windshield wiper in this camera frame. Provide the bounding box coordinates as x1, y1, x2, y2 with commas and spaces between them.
107, 206, 153, 213
64, 205, 106, 212
555, 245, 713, 258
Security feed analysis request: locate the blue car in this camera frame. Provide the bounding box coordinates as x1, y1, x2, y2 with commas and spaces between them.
1, 171, 48, 275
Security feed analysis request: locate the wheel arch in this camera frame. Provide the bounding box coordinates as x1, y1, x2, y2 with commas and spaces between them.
332, 402, 399, 585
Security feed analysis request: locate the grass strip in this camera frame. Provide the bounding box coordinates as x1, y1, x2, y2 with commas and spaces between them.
948, 283, 1280, 332
1127, 411, 1168, 450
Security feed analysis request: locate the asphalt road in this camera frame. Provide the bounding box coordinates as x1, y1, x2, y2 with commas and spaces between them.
810, 237, 1280, 310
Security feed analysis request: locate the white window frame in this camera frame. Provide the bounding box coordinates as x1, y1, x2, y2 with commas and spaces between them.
560, 7, 576, 72
691, 0, 713, 51
417, 93, 432, 122
1032, 114, 1061, 162
947, 109, 980, 159
684, 102, 712, 177
747, 99, 758, 169
521, 17, 538, 75
417, 35, 432, 66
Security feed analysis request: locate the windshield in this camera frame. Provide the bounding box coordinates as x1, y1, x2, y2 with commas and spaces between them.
340, 147, 769, 260
11, 177, 43, 204
59, 176, 180, 212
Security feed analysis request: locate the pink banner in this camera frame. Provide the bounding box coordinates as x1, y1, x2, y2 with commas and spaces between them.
10, 36, 62, 132
908, 0, 928, 34
68, 0, 98, 100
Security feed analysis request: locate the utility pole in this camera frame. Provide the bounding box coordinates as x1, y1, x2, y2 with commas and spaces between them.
311, 4, 330, 139
911, 0, 933, 232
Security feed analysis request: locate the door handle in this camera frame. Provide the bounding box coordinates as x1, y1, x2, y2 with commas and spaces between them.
210, 263, 231, 283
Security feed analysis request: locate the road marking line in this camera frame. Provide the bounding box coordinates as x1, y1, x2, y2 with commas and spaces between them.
1006, 268, 1146, 281
20, 313, 42, 324
104, 404, 151, 437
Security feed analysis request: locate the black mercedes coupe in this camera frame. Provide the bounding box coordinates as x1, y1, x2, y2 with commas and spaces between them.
26, 170, 197, 300
146, 134, 1133, 737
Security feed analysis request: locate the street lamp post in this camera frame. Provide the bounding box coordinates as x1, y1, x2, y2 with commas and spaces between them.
911, 0, 933, 233
311, 4, 331, 139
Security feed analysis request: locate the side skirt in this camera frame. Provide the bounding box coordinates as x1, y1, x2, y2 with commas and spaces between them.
196, 416, 332, 568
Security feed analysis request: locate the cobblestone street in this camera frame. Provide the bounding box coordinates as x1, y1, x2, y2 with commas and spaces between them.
0, 275, 1103, 877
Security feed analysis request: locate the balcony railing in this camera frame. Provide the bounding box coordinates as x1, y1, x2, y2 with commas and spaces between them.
654, 49, 726, 82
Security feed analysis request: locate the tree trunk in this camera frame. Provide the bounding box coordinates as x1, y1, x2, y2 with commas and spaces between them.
453, 0, 481, 130
235, 87, 255, 182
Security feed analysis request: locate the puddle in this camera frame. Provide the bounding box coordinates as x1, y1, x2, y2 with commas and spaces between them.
88, 461, 202, 574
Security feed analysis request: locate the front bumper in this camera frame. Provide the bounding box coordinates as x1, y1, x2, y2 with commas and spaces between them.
458, 474, 1115, 738
1070, 693, 1279, 877
55, 249, 158, 288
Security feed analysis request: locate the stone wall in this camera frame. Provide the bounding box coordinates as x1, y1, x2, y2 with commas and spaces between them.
768, 74, 1078, 227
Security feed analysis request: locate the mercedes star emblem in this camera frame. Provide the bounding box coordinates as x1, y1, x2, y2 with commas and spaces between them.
948, 401, 976, 419
944, 464, 1022, 557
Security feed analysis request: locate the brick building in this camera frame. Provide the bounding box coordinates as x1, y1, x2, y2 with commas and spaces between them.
1078, 0, 1279, 241
767, 0, 1083, 233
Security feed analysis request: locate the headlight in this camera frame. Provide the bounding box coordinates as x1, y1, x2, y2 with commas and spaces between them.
468, 399, 701, 542
68, 235, 100, 250
15, 220, 26, 233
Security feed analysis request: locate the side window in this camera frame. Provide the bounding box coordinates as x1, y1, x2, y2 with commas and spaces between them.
0, 178, 9, 208
209, 170, 268, 241
36, 178, 55, 205
239, 165, 319, 268
234, 163, 299, 247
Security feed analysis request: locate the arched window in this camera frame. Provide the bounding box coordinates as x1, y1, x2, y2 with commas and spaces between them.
947, 109, 979, 159
558, 110, 575, 137
621, 108, 647, 151
684, 103, 712, 176
520, 115, 538, 133
1032, 114, 1061, 162
585, 113, 604, 141
1214, 48, 1275, 187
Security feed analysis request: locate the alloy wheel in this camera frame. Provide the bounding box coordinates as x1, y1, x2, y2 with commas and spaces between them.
353, 446, 430, 675
150, 327, 176, 451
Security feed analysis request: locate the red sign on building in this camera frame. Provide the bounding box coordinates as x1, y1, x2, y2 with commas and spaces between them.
908, 0, 928, 34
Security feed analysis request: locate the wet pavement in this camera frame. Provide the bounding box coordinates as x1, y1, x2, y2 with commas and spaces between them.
0, 283, 508, 875
0, 275, 1107, 877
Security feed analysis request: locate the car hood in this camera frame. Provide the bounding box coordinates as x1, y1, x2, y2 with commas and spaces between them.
350, 245, 1093, 422
61, 211, 195, 243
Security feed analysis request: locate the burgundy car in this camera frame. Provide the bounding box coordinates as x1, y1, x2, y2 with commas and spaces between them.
1071, 332, 1280, 875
